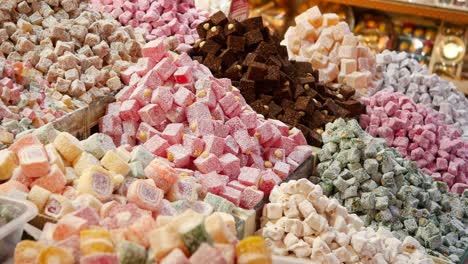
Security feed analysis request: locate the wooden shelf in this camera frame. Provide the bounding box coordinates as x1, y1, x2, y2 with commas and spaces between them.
323, 0, 468, 24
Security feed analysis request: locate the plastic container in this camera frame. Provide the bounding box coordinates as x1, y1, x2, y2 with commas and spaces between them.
0, 196, 38, 262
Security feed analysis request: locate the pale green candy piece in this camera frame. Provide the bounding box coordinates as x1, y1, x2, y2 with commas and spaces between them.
32, 123, 58, 144
333, 177, 349, 193
375, 196, 389, 210
347, 147, 361, 164
129, 161, 145, 179
352, 168, 370, 184
364, 159, 379, 175
361, 192, 375, 210
203, 193, 235, 213
82, 133, 116, 159
179, 217, 212, 254
130, 146, 154, 169
116, 240, 147, 264
342, 186, 358, 199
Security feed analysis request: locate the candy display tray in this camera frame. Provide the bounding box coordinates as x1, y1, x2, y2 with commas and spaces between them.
52, 91, 116, 140
0, 196, 38, 263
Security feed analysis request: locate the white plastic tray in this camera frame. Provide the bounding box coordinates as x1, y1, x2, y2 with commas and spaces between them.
0, 196, 38, 262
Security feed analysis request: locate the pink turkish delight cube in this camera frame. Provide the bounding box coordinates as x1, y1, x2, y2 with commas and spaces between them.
99, 114, 123, 137
162, 123, 184, 145
199, 172, 229, 195
203, 135, 224, 157
173, 87, 195, 107
219, 153, 241, 180
224, 135, 239, 155
227, 180, 248, 192
288, 127, 307, 146
167, 144, 191, 168
219, 186, 241, 206
210, 78, 228, 100
142, 39, 166, 62
273, 161, 291, 179
258, 170, 278, 195
155, 57, 177, 81
266, 148, 286, 164
174, 66, 192, 84
122, 120, 139, 137
238, 167, 261, 187
186, 102, 211, 125
225, 117, 247, 135
166, 106, 186, 123
183, 134, 205, 158
138, 104, 166, 128
161, 248, 190, 264
144, 134, 170, 156
119, 99, 141, 121
219, 92, 241, 116
233, 130, 255, 154
194, 153, 221, 174
151, 87, 173, 112
240, 186, 264, 209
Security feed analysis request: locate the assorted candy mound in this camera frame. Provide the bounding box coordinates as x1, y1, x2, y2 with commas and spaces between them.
100, 39, 313, 207
0, 0, 143, 105
361, 89, 468, 194
313, 118, 468, 263
14, 203, 272, 264
282, 6, 379, 95
189, 11, 365, 147
0, 61, 72, 145
90, 0, 208, 53
376, 50, 468, 138
260, 179, 433, 263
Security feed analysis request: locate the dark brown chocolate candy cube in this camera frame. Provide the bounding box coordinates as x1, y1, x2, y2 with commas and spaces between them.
244, 29, 264, 46
268, 101, 283, 117
227, 35, 245, 52
204, 54, 222, 73
255, 41, 276, 55
241, 17, 263, 31
225, 63, 243, 81
200, 39, 221, 55
196, 22, 210, 39
265, 66, 280, 81
308, 129, 323, 147
258, 95, 274, 104
224, 20, 244, 35
220, 49, 238, 69
295, 96, 315, 114
339, 85, 355, 99
281, 99, 295, 110
324, 99, 350, 118
238, 78, 256, 103
250, 100, 270, 117
210, 11, 228, 25
243, 53, 264, 66
336, 99, 364, 117
206, 26, 225, 42
279, 108, 303, 127
246, 62, 267, 81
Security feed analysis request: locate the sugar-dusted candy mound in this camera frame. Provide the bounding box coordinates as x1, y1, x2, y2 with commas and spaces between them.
99, 40, 313, 208
282, 7, 379, 94
313, 118, 468, 262
361, 89, 468, 194
189, 11, 365, 146
0, 62, 75, 143
260, 179, 433, 262
376, 50, 468, 138
0, 0, 144, 104
90, 0, 208, 53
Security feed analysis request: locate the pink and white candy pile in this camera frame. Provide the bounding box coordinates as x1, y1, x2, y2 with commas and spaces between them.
360, 89, 468, 194
91, 0, 208, 53
281, 6, 378, 94
99, 39, 313, 207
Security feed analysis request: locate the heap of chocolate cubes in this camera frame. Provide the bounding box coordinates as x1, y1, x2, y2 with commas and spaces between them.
190, 12, 364, 146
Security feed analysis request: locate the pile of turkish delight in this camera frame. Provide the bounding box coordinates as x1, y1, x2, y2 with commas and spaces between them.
0, 0, 143, 104
313, 118, 468, 263
90, 0, 208, 53
282, 6, 379, 95
361, 89, 468, 194
376, 50, 468, 139
189, 11, 365, 147
260, 179, 433, 263
15, 204, 271, 263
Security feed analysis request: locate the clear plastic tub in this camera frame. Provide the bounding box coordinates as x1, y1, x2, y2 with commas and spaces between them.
0, 196, 38, 262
